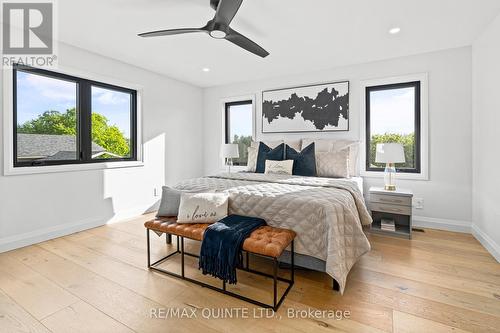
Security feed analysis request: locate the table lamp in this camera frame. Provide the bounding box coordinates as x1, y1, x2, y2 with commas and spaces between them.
220, 143, 239, 173
375, 143, 405, 191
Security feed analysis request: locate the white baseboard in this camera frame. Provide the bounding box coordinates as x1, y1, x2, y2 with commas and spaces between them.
106, 206, 155, 224
412, 215, 471, 233
0, 217, 105, 253
471, 224, 500, 263
0, 205, 152, 253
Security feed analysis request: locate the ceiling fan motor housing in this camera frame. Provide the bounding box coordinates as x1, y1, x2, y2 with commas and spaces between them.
207, 20, 228, 38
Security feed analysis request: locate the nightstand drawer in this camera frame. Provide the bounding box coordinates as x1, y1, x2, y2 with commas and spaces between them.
370, 203, 411, 215
370, 193, 412, 207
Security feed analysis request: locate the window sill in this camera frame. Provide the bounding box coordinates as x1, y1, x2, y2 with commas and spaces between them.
4, 160, 144, 176
360, 170, 428, 181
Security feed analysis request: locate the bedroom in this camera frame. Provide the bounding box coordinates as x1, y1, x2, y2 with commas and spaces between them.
0, 0, 499, 332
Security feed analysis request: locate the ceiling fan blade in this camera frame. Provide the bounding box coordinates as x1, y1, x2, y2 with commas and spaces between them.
225, 28, 269, 58
214, 0, 243, 26
138, 28, 205, 38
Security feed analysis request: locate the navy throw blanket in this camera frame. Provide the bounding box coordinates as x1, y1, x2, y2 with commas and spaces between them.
199, 214, 266, 284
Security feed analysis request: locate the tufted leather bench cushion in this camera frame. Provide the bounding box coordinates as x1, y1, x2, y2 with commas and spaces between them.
145, 217, 209, 241
145, 217, 296, 258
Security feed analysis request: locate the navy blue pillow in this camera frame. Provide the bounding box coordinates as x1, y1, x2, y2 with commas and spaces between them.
256, 142, 285, 173
285, 143, 317, 176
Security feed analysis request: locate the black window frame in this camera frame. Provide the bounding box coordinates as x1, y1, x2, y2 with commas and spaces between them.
224, 100, 253, 166
365, 81, 421, 173
13, 64, 138, 168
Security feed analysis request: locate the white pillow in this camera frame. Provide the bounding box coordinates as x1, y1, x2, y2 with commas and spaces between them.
177, 192, 229, 223
332, 140, 360, 176
301, 138, 334, 152
246, 146, 258, 172
264, 159, 294, 175
316, 150, 349, 178
284, 140, 301, 151
250, 140, 284, 149
301, 139, 360, 176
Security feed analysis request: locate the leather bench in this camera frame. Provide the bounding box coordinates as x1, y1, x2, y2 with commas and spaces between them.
144, 216, 296, 258
144, 216, 296, 311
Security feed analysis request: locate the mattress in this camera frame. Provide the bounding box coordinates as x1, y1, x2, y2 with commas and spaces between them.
174, 172, 372, 293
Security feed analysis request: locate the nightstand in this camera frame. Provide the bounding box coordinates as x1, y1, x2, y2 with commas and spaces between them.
368, 187, 413, 239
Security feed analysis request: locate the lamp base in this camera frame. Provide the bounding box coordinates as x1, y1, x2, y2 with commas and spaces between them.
384, 163, 397, 191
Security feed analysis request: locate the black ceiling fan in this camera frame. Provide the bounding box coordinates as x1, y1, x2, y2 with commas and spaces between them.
138, 0, 269, 58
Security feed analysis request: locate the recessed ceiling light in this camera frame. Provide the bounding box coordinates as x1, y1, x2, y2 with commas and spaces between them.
202, 67, 210, 72
389, 27, 401, 35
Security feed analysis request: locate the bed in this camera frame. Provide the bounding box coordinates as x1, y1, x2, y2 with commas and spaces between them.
174, 172, 372, 293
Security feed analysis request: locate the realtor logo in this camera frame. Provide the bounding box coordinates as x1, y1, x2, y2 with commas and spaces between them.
2, 1, 57, 67
3, 2, 53, 53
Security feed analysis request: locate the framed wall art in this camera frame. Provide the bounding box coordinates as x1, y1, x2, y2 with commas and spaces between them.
262, 81, 349, 133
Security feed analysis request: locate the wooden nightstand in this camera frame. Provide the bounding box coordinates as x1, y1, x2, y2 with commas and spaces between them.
368, 187, 413, 239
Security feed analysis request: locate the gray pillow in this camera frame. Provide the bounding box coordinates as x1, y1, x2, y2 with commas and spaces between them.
156, 186, 211, 217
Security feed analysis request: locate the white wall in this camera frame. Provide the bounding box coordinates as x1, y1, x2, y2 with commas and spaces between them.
0, 42, 204, 252
472, 14, 500, 261
202, 47, 473, 231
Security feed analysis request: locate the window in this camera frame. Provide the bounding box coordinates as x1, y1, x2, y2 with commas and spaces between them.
224, 100, 253, 166
91, 85, 134, 160
13, 64, 137, 167
365, 81, 421, 173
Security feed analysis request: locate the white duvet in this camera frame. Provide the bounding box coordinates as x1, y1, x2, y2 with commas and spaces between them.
174, 172, 372, 293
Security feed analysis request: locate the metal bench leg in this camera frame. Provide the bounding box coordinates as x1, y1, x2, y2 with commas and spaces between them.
291, 240, 295, 282
147, 229, 151, 267
273, 258, 278, 310
180, 236, 185, 278
166, 233, 172, 244
146, 229, 295, 312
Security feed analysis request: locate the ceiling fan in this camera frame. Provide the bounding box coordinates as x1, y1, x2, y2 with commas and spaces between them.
138, 0, 269, 58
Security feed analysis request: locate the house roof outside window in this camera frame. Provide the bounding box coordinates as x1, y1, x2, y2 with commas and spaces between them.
17, 133, 112, 160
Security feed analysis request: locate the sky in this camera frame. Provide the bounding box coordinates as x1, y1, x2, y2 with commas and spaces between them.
370, 87, 415, 135
228, 103, 252, 140
17, 71, 131, 138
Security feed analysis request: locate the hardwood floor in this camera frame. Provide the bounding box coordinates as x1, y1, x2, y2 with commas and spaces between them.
1, 213, 499, 333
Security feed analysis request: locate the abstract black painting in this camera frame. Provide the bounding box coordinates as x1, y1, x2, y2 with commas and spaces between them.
262, 81, 349, 133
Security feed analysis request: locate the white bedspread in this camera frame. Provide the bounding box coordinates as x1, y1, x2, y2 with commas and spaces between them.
174, 172, 372, 293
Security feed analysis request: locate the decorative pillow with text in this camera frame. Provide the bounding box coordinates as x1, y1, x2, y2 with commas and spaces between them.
177, 192, 229, 223
264, 159, 294, 175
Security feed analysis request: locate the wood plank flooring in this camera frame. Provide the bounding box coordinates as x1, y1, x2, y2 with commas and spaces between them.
1, 213, 499, 333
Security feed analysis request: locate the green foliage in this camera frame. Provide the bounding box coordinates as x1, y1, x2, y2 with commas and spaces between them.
231, 134, 252, 166
17, 109, 78, 136
17, 108, 130, 157
370, 133, 415, 168
90, 112, 130, 157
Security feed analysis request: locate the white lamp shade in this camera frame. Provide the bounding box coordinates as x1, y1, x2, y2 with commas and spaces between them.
375, 143, 405, 163
220, 143, 239, 159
